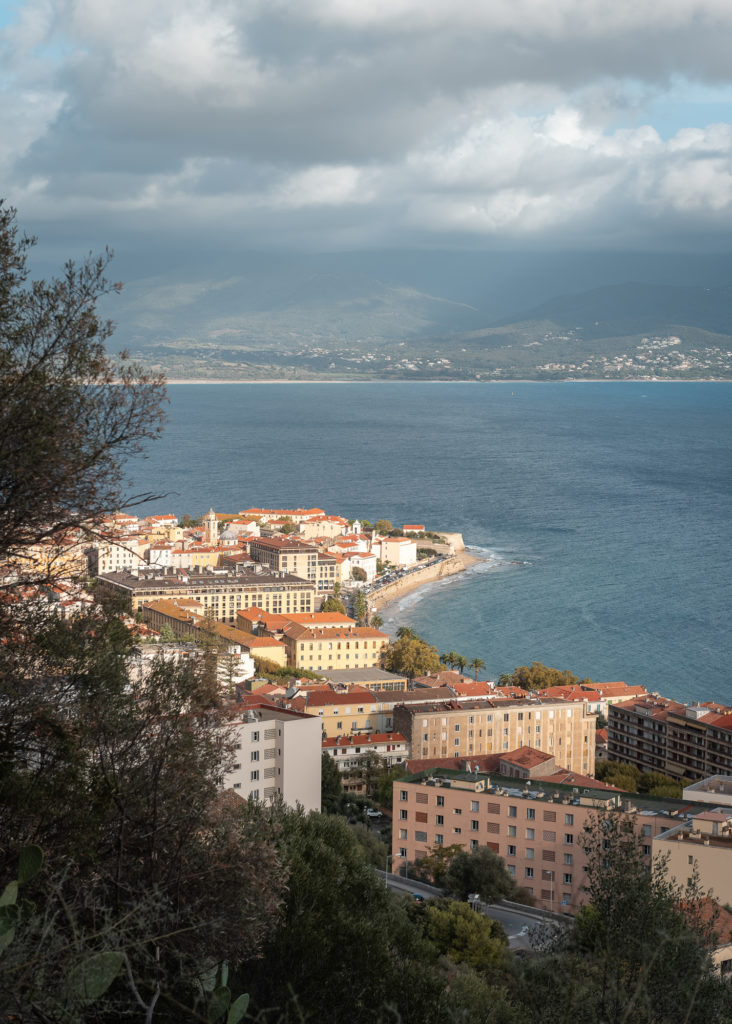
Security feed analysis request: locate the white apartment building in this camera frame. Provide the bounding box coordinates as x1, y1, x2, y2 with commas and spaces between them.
223, 702, 322, 811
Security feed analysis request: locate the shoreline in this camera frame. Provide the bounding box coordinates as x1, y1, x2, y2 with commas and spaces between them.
164, 377, 732, 385
369, 549, 483, 620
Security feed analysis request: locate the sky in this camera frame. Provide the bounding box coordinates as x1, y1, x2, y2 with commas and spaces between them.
3, 0, 732, 260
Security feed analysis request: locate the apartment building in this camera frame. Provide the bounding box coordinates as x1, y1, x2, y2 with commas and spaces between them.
280, 624, 389, 672
323, 731, 409, 772
96, 565, 315, 619
393, 696, 596, 776
608, 696, 732, 780
393, 771, 687, 915
223, 701, 322, 811
654, 806, 732, 908
248, 536, 319, 582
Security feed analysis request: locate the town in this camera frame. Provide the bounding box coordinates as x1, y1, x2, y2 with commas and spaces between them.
7, 500, 732, 978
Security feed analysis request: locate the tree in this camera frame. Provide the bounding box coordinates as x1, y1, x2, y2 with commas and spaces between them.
321, 595, 346, 615
0, 202, 166, 585
502, 661, 586, 691
443, 847, 521, 904
517, 812, 731, 1024
455, 655, 467, 676
240, 806, 444, 1024
425, 901, 508, 973
468, 657, 486, 681
382, 632, 442, 680
353, 588, 368, 625
415, 843, 464, 886
321, 750, 343, 812
370, 613, 384, 629
351, 566, 367, 582
374, 519, 393, 534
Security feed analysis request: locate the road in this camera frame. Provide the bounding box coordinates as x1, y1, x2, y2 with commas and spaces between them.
379, 872, 569, 950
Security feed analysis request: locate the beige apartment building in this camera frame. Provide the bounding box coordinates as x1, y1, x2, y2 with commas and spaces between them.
280, 624, 389, 672
393, 696, 596, 776
96, 566, 315, 619
393, 770, 684, 915
248, 536, 319, 581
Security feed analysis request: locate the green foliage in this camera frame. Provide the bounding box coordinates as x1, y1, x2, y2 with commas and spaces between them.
468, 657, 486, 680
374, 519, 393, 534
351, 566, 367, 581
382, 630, 442, 679
499, 661, 589, 690
353, 588, 368, 625
426, 901, 508, 973
279, 522, 296, 534
320, 595, 347, 615
417, 547, 437, 559
443, 847, 522, 904
240, 806, 444, 1023
416, 843, 464, 886
595, 761, 683, 797
321, 751, 343, 812
0, 202, 166, 584
516, 812, 732, 1024
375, 765, 408, 808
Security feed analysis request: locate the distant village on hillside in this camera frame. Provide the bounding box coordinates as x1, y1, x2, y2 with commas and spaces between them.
7, 501, 732, 967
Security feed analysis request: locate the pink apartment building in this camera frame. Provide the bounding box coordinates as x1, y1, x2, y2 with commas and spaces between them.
393, 770, 687, 915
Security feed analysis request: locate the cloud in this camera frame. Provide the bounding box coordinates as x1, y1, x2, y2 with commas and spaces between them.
4, 0, 732, 253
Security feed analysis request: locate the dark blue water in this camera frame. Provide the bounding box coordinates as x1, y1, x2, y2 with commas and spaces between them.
126, 382, 732, 704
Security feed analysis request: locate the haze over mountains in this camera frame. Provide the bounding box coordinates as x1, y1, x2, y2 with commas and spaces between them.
106, 250, 732, 380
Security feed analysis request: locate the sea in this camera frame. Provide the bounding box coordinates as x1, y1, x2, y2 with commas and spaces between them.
126, 381, 732, 706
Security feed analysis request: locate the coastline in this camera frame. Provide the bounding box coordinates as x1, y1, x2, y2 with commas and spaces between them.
164, 377, 731, 385
369, 549, 483, 620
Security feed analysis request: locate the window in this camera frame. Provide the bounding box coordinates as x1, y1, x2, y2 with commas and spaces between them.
507, 845, 516, 856
643, 824, 652, 837
563, 873, 573, 885
526, 828, 535, 840
471, 820, 479, 831
564, 834, 574, 845
400, 809, 408, 820
250, 770, 259, 781
233, 763, 241, 771
233, 783, 241, 790
643, 845, 651, 857
508, 806, 517, 818
471, 800, 479, 812
437, 795, 444, 806
251, 730, 259, 742
526, 808, 535, 820
435, 834, 444, 845
507, 825, 516, 837
688, 855, 694, 865
470, 839, 479, 850
564, 813, 574, 825
400, 790, 408, 801
436, 814, 444, 825
564, 853, 573, 866
399, 829, 407, 840
525, 867, 534, 878
250, 751, 259, 762
415, 831, 427, 843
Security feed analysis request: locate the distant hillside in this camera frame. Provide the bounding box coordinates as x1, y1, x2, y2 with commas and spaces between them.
498, 282, 732, 339
109, 254, 732, 380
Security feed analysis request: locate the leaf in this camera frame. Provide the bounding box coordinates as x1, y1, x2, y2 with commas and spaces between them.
18, 845, 43, 885
226, 994, 250, 1024
0, 882, 18, 907
66, 951, 125, 1004
207, 985, 231, 1022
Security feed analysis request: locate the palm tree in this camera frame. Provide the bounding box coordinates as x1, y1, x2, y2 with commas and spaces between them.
455, 655, 467, 677
443, 651, 458, 670
468, 657, 486, 681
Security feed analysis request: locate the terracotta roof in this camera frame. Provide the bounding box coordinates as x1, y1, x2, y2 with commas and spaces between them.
500, 746, 554, 769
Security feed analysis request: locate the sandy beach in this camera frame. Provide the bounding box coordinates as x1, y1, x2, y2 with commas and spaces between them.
369, 549, 483, 617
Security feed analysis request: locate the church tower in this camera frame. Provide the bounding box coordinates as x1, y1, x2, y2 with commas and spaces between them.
204, 508, 217, 545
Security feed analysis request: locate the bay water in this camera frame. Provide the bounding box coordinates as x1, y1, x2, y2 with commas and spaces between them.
127, 381, 732, 705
